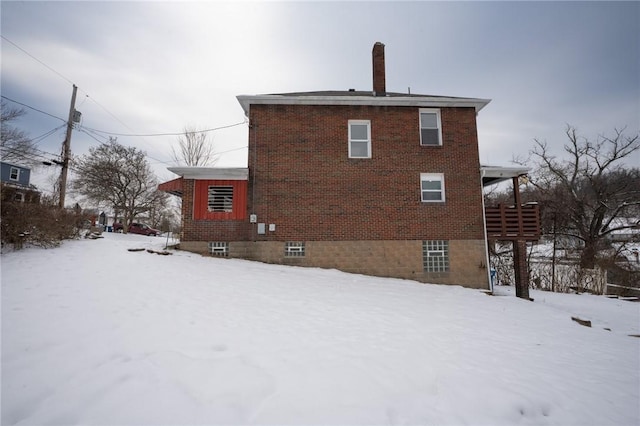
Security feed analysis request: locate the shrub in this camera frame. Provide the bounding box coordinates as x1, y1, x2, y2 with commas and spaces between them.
1, 200, 90, 249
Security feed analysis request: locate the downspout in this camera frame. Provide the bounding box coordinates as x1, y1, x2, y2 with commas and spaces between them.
480, 168, 493, 292
251, 117, 257, 242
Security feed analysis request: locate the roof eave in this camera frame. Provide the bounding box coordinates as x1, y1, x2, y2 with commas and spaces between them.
236, 94, 491, 116
480, 165, 530, 187
167, 167, 249, 180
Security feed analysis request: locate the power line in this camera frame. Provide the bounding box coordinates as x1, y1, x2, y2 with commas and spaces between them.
2, 36, 173, 149
77, 127, 108, 144
3, 95, 248, 139
32, 124, 68, 143
1, 140, 62, 159
1, 35, 75, 86
1, 95, 67, 123
1, 145, 59, 163
80, 120, 247, 137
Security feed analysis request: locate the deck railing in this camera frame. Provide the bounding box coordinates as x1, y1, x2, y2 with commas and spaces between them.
485, 203, 540, 241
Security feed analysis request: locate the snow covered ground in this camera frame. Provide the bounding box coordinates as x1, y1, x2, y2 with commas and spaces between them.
2, 232, 639, 425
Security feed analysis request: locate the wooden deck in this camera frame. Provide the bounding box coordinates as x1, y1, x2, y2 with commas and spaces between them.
485, 203, 540, 241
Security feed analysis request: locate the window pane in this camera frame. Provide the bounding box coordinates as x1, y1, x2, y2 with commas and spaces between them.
421, 128, 440, 145
350, 141, 369, 157
350, 124, 368, 140
421, 112, 437, 128
422, 191, 442, 201
421, 180, 441, 190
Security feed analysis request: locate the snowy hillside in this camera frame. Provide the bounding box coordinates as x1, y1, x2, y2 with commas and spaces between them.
2, 233, 639, 425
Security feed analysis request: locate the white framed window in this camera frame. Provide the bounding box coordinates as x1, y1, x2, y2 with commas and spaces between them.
208, 186, 233, 212
419, 109, 442, 146
9, 167, 19, 181
423, 240, 449, 272
348, 120, 371, 158
208, 242, 229, 257
285, 241, 305, 257
14, 192, 25, 202
420, 173, 445, 202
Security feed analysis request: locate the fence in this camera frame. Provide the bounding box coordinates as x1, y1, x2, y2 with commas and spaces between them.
491, 250, 606, 294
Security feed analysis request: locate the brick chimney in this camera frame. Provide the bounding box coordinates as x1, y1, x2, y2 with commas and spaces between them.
372, 42, 386, 96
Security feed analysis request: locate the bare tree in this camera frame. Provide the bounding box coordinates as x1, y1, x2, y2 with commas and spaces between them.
145, 191, 174, 230
171, 126, 218, 166
72, 138, 168, 232
1, 100, 41, 167
529, 126, 640, 269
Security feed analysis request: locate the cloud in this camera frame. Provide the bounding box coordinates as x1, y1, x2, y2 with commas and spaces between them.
1, 1, 638, 192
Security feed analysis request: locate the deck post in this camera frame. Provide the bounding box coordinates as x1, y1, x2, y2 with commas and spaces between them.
513, 240, 530, 299
512, 176, 531, 300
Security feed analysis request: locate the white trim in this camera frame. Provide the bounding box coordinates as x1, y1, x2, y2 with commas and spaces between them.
480, 165, 530, 187
419, 108, 442, 146
167, 167, 248, 180
236, 94, 490, 115
348, 120, 371, 159
420, 173, 445, 202
480, 165, 529, 178
9, 167, 19, 181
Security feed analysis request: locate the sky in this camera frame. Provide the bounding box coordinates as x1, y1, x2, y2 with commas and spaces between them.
1, 1, 639, 198
2, 231, 639, 424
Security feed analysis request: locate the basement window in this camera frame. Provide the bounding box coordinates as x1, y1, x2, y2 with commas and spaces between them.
285, 241, 305, 257
208, 242, 229, 257
348, 120, 371, 158
208, 186, 233, 212
423, 240, 449, 272
419, 109, 442, 146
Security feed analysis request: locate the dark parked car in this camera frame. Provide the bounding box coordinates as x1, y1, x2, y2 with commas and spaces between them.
112, 222, 160, 236
128, 223, 161, 236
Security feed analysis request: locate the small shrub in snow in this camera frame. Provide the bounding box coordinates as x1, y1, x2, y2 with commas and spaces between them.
1, 200, 89, 250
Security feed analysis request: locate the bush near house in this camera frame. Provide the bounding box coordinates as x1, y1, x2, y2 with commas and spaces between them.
1, 199, 90, 249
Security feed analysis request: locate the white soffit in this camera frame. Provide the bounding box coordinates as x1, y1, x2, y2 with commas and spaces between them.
167, 167, 249, 180
480, 165, 530, 178
480, 165, 530, 187
236, 95, 491, 115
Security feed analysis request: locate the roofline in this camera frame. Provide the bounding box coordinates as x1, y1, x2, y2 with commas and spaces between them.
0, 161, 31, 170
480, 165, 530, 187
167, 167, 249, 180
236, 94, 491, 115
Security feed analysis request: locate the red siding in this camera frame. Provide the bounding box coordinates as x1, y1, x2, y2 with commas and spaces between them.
193, 180, 248, 220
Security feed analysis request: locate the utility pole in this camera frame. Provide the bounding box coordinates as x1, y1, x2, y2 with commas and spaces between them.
59, 84, 77, 208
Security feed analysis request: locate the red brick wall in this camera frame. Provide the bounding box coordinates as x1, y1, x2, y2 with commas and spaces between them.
246, 104, 485, 242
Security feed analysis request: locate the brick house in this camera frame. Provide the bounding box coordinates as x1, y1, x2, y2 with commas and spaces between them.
161, 42, 500, 289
